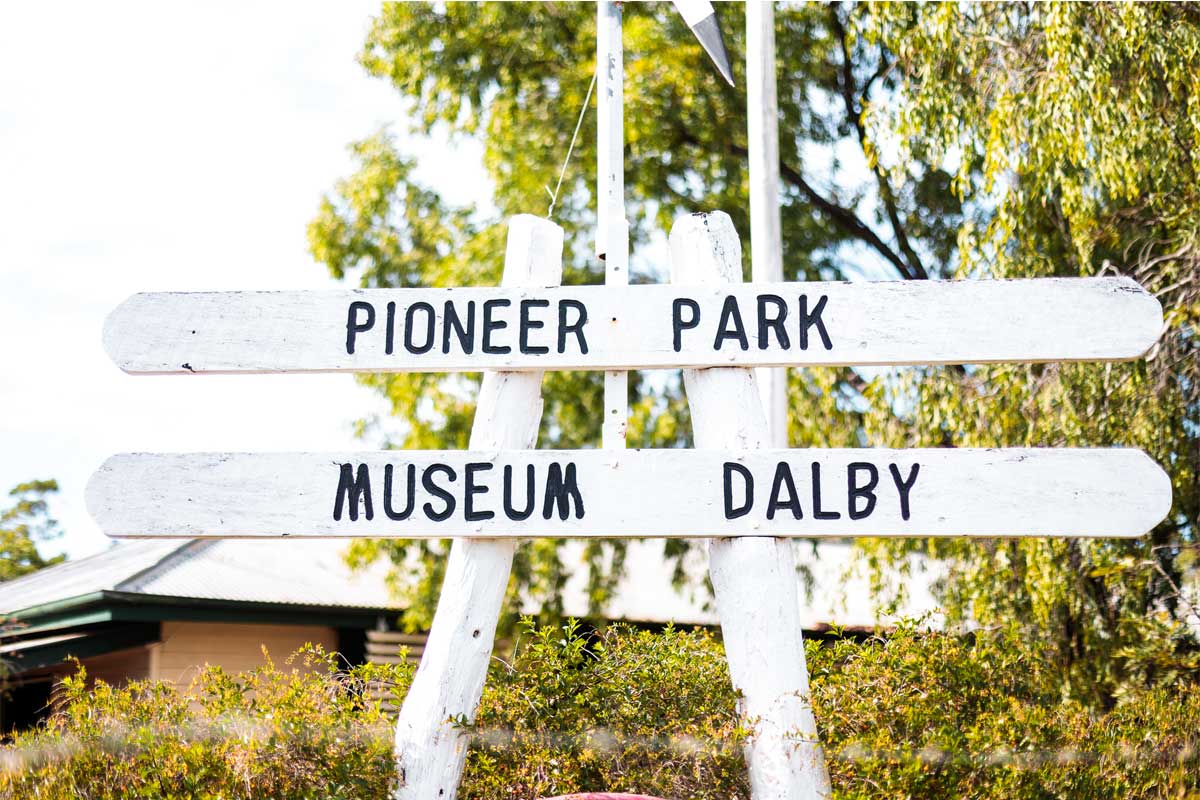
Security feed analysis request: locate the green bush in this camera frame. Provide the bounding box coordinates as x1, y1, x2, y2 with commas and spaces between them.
1, 646, 409, 799
811, 626, 1200, 799
463, 620, 745, 798
2, 622, 1198, 799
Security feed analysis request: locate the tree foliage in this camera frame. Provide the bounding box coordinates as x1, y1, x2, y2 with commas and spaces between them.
307, 0, 1199, 698
853, 0, 1200, 704
0, 479, 62, 583
308, 1, 947, 633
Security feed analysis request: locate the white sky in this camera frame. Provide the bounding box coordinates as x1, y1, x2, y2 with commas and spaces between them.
0, 2, 489, 559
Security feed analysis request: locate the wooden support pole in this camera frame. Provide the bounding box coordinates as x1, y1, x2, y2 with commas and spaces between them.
670, 211, 831, 800
597, 0, 628, 450
392, 214, 563, 800
747, 0, 787, 448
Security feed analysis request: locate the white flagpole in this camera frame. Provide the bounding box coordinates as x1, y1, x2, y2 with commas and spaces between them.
748, 0, 787, 448
597, 0, 629, 450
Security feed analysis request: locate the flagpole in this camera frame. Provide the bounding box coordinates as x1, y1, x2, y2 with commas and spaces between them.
597, 0, 629, 450
748, 0, 787, 448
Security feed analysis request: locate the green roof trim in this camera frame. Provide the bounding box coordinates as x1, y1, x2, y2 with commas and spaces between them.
8, 609, 115, 638
4, 591, 392, 637
7, 592, 107, 622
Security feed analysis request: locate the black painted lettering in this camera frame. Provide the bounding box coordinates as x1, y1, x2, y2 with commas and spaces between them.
847, 462, 878, 521
811, 462, 841, 520
543, 462, 585, 520
723, 462, 754, 519
798, 294, 833, 351
672, 298, 700, 352
383, 464, 416, 521
519, 299, 550, 355
557, 300, 589, 354
443, 300, 476, 354
888, 463, 920, 521
385, 301, 396, 355
713, 295, 749, 351
464, 462, 495, 522
404, 302, 436, 354
757, 294, 790, 350
421, 463, 457, 522
503, 464, 535, 521
766, 461, 803, 520
333, 463, 373, 522
345, 301, 375, 355
482, 299, 511, 354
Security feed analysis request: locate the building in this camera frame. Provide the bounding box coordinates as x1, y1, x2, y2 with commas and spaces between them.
0, 539, 398, 733
0, 537, 936, 733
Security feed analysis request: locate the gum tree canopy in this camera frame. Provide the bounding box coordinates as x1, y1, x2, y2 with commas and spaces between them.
0, 479, 61, 582
308, 2, 1198, 701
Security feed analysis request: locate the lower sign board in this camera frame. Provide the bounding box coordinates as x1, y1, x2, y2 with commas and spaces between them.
102, 277, 1162, 374
87, 448, 1171, 539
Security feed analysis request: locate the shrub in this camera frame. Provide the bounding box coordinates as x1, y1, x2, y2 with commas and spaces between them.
463, 620, 746, 799
2, 622, 1198, 799
0, 646, 410, 799
810, 625, 1200, 798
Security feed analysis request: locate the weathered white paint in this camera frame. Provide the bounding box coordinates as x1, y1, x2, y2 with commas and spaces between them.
101, 277, 1163, 375
596, 0, 625, 266
747, 0, 788, 449
85, 439, 1171, 541
597, 0, 629, 450
391, 215, 563, 800
671, 211, 831, 799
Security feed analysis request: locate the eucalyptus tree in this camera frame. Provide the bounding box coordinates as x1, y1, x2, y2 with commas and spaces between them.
855, 1, 1199, 702
308, 2, 1198, 699
0, 479, 62, 582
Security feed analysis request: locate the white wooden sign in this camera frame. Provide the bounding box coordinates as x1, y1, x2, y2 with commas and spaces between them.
102, 277, 1162, 374
82, 2, 1174, 792
86, 447, 1171, 540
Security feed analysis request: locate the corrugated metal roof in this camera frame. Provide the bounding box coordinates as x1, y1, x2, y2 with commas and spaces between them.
0, 539, 399, 616
120, 540, 397, 609
551, 539, 939, 630
0, 539, 183, 613
0, 537, 936, 629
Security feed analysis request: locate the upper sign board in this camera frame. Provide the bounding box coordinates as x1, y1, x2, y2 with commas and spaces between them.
86, 447, 1171, 540
103, 277, 1162, 374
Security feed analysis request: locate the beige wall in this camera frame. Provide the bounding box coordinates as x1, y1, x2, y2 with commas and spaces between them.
152, 621, 338, 687
82, 645, 154, 685
43, 644, 155, 688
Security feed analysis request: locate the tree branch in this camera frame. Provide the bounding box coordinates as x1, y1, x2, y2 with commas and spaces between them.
670, 89, 921, 282
828, 2, 928, 280
767, 148, 920, 279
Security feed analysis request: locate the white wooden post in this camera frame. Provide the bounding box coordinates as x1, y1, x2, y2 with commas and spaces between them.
670, 211, 831, 800
597, 0, 629, 450
392, 214, 563, 800
747, 0, 787, 449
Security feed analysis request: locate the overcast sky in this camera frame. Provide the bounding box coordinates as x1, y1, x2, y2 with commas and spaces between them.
0, 3, 491, 559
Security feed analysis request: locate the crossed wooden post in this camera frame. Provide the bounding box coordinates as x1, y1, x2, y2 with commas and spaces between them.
394, 211, 832, 799
392, 215, 564, 796
90, 224, 1170, 800
85, 11, 1173, 799
672, 212, 830, 797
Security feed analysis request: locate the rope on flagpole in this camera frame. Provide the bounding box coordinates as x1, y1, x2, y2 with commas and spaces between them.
546, 70, 597, 219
